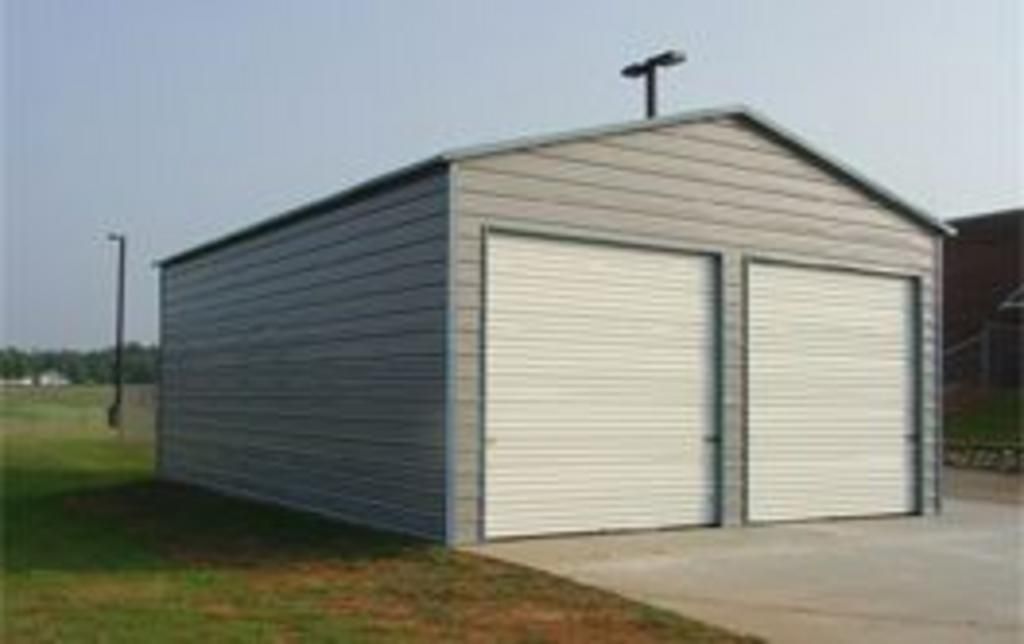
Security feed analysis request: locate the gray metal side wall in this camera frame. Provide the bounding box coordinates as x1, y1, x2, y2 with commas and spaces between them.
159, 168, 450, 540
450, 116, 939, 544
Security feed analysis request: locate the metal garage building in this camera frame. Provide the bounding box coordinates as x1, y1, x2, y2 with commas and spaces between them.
157, 106, 953, 544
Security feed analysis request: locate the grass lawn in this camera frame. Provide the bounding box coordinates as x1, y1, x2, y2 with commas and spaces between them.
0, 385, 109, 427
946, 389, 1022, 444
2, 386, 759, 643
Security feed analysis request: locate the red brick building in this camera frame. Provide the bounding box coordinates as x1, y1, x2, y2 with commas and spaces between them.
944, 209, 1022, 387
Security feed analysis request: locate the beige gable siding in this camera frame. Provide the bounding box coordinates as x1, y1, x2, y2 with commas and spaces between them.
159, 168, 450, 540
450, 115, 938, 543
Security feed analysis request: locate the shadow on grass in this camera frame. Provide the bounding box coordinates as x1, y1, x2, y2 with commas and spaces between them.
4, 469, 422, 574
4, 427, 764, 644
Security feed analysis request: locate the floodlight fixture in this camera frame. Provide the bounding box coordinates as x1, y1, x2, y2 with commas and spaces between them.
620, 49, 687, 118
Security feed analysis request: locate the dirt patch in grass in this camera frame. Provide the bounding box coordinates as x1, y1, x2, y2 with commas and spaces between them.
945, 468, 1023, 504
244, 554, 744, 644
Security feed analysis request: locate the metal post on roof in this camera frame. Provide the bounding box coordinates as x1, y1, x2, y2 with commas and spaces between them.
621, 49, 686, 119
645, 66, 657, 119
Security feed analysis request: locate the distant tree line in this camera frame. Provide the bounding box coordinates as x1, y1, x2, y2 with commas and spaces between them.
0, 344, 159, 384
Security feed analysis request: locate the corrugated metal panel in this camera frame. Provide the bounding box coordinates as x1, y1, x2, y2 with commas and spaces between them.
450, 115, 938, 543
484, 232, 717, 538
747, 262, 915, 521
159, 168, 450, 541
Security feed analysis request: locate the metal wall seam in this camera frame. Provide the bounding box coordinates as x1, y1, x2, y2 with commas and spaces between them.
712, 253, 729, 524
912, 275, 925, 514
156, 268, 166, 475
713, 255, 725, 526
444, 163, 458, 544
477, 225, 489, 543
935, 238, 944, 514
739, 255, 750, 524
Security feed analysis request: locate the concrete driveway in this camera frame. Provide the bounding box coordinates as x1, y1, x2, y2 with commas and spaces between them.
470, 471, 1023, 644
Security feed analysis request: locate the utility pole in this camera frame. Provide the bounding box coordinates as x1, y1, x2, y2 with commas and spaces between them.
107, 233, 126, 429
621, 50, 686, 119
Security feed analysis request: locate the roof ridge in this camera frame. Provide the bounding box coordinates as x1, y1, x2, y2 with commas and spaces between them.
160, 104, 952, 266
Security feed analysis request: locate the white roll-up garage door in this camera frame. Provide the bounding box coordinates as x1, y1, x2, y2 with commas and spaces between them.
484, 232, 717, 539
748, 262, 916, 522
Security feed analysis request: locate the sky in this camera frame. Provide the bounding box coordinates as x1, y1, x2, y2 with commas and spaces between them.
3, 0, 1022, 349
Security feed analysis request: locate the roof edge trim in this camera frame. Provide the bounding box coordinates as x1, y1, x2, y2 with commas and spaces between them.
157, 155, 446, 267
443, 105, 953, 237
735, 108, 954, 236
160, 104, 953, 268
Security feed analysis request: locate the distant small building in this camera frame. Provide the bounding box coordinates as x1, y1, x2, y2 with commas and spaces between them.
944, 208, 1022, 388
35, 371, 71, 387
0, 376, 34, 387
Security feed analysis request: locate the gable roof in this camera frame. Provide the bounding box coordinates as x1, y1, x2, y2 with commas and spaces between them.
160, 105, 952, 267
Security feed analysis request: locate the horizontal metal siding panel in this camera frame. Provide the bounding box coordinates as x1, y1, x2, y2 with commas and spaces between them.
600, 129, 834, 183
166, 173, 448, 284
165, 227, 447, 316
165, 307, 445, 355
161, 457, 441, 538
163, 331, 443, 368
164, 354, 444, 385
164, 233, 447, 319
163, 428, 443, 473
166, 355, 447, 388
165, 210, 446, 309
456, 174, 931, 262
162, 438, 443, 495
165, 200, 447, 304
165, 283, 445, 336
159, 169, 449, 541
161, 379, 444, 400
162, 411, 446, 451
165, 296, 444, 346
664, 120, 790, 154
528, 139, 881, 208
456, 199, 930, 272
458, 182, 926, 248
484, 232, 717, 539
462, 157, 923, 244
748, 263, 915, 521
165, 396, 445, 423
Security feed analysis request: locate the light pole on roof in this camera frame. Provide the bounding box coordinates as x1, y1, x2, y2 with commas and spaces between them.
621, 49, 686, 119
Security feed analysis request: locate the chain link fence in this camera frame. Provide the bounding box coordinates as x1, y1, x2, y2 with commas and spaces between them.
945, 322, 1022, 391
944, 322, 1022, 472
119, 384, 157, 442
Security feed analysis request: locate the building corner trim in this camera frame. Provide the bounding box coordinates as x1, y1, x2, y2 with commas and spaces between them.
444, 164, 459, 545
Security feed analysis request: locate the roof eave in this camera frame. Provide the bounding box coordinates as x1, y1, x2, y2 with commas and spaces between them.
156, 155, 448, 268
441, 104, 750, 163
734, 108, 955, 237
